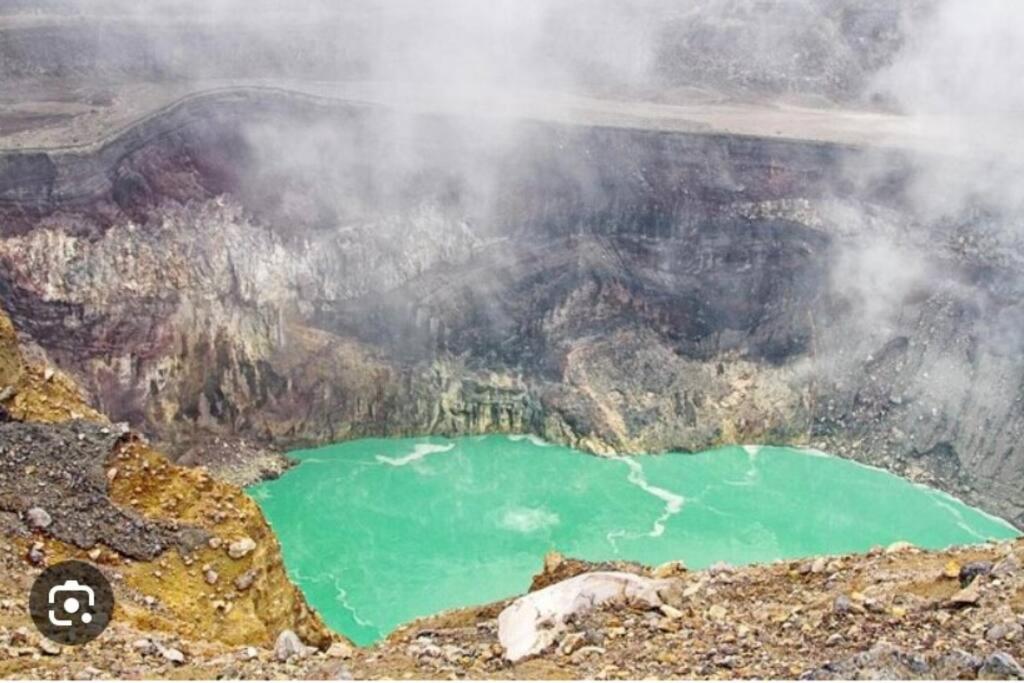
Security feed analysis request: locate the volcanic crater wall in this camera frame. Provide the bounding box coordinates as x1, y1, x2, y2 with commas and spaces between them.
0, 89, 1022, 527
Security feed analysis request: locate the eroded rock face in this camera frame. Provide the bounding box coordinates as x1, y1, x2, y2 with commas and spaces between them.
0, 90, 1022, 525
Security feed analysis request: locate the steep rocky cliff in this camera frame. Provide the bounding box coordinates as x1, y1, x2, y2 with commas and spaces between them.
0, 87, 1022, 527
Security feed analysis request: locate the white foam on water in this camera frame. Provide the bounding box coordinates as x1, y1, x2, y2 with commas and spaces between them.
333, 576, 376, 629
726, 445, 762, 486
613, 456, 685, 539
922, 485, 1021, 534
929, 496, 987, 541
508, 434, 551, 447
794, 446, 836, 460
375, 442, 455, 467
498, 506, 560, 533
793, 446, 1019, 535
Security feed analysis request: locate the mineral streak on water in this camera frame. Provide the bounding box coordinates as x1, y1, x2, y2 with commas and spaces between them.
249, 435, 1019, 645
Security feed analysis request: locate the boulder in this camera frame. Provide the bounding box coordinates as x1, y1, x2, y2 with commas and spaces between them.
979, 652, 1024, 680
274, 629, 310, 662
497, 571, 669, 662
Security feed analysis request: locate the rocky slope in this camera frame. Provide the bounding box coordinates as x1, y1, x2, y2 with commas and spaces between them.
0, 87, 1021, 526
352, 541, 1024, 680
0, 306, 335, 678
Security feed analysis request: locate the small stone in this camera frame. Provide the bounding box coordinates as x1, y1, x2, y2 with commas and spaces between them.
274, 629, 308, 662
329, 663, 354, 680
27, 545, 45, 566
833, 595, 855, 615
208, 537, 222, 550
204, 569, 219, 585
227, 537, 256, 559
978, 652, 1024, 680
234, 569, 257, 591
986, 624, 1010, 642
132, 639, 157, 655
43, 368, 54, 381
106, 467, 118, 482
326, 641, 354, 659
708, 561, 735, 575
942, 560, 961, 579
572, 645, 605, 664
659, 604, 684, 619
863, 597, 886, 614
652, 560, 687, 579
25, 507, 52, 530
239, 646, 259, 661
885, 541, 915, 554
960, 561, 994, 586
991, 555, 1019, 577
160, 647, 186, 665
708, 604, 727, 621
947, 581, 981, 607
657, 617, 681, 632
810, 557, 827, 574
38, 640, 61, 656
441, 644, 462, 663
560, 632, 586, 655
825, 633, 843, 646
88, 548, 102, 561
682, 580, 705, 598
543, 550, 564, 574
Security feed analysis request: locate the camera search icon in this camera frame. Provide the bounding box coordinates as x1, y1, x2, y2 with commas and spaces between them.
30, 560, 114, 646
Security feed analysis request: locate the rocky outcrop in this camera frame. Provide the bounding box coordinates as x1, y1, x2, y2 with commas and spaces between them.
0, 88, 1022, 527
0, 306, 334, 660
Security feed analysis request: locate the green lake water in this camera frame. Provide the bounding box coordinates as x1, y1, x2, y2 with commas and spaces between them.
248, 435, 1019, 645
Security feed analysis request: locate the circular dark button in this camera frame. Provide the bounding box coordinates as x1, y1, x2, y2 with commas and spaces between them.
29, 560, 114, 646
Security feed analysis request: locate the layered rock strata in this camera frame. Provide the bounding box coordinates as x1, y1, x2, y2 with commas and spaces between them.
0, 88, 1021, 527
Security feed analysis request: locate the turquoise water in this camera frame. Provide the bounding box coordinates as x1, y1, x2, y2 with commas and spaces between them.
248, 435, 1019, 645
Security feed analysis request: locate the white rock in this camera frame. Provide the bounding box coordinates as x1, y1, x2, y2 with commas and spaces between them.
228, 537, 257, 559
326, 641, 354, 659
25, 507, 52, 530
274, 629, 310, 662
159, 646, 186, 665
132, 638, 157, 655
659, 604, 684, 619
497, 571, 669, 662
